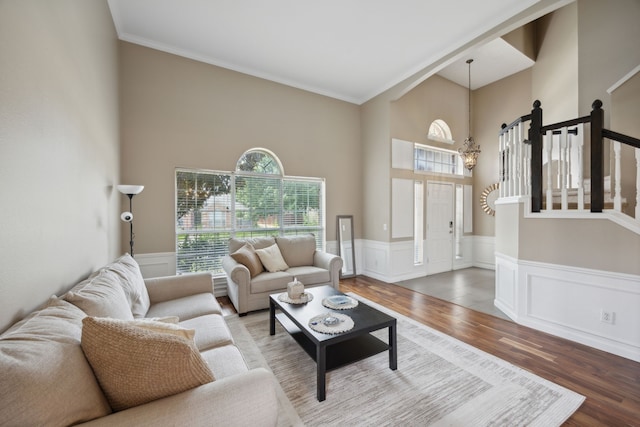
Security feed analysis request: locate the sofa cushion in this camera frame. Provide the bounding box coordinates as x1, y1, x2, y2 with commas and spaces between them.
123, 318, 196, 341
286, 265, 331, 286
65, 269, 134, 320
81, 316, 215, 412
229, 236, 275, 253
276, 234, 316, 267
145, 292, 220, 321
230, 243, 264, 278
250, 271, 293, 294
255, 243, 289, 272
102, 253, 151, 318
201, 345, 248, 380
0, 298, 112, 426
179, 314, 234, 351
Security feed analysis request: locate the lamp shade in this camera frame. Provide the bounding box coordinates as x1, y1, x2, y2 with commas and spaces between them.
117, 185, 144, 195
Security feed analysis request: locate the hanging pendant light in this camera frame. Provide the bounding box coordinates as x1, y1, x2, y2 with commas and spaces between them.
458, 59, 481, 171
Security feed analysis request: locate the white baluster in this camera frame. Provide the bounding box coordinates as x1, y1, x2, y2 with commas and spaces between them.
525, 139, 531, 196
546, 133, 554, 211
613, 141, 622, 212
499, 131, 505, 198
560, 128, 569, 210
506, 128, 516, 196
577, 136, 585, 210
516, 122, 523, 196
635, 148, 640, 219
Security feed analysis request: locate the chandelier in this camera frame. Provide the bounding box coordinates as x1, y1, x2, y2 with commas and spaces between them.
458, 59, 481, 171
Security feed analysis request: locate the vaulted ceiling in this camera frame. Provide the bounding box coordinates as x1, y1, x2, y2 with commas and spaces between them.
108, 0, 571, 104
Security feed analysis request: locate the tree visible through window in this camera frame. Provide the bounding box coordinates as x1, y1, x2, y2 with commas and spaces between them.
176, 149, 325, 275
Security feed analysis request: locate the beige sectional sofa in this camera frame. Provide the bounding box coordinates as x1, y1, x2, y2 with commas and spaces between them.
0, 254, 278, 426
222, 234, 343, 315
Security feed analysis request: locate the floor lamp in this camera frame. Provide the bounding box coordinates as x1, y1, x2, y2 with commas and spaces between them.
117, 185, 144, 257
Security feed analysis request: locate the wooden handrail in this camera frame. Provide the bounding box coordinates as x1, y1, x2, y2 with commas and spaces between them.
603, 129, 640, 149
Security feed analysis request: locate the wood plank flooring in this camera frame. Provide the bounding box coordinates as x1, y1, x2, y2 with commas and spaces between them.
218, 275, 640, 426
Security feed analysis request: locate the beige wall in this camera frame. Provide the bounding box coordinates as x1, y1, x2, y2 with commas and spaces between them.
474, 69, 533, 236
611, 71, 640, 217
361, 96, 392, 242
119, 42, 362, 254
532, 1, 579, 122
0, 0, 120, 332
519, 212, 640, 275
578, 0, 640, 119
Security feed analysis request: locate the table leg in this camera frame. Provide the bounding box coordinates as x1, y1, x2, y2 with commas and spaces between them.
269, 299, 276, 336
389, 321, 397, 370
316, 344, 326, 401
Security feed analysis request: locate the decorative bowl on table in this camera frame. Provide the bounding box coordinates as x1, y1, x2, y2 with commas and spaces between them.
322, 295, 358, 310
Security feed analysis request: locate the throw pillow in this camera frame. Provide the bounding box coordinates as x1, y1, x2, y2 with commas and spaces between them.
103, 253, 151, 318
81, 317, 214, 411
0, 298, 112, 426
230, 243, 264, 277
65, 269, 134, 320
255, 243, 289, 272
276, 234, 316, 267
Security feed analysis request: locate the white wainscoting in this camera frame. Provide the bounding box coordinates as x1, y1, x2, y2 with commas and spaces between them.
495, 253, 640, 362
473, 236, 496, 270
359, 236, 481, 283
135, 252, 176, 278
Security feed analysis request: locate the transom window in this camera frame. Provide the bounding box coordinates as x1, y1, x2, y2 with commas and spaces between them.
175, 149, 325, 275
414, 144, 464, 177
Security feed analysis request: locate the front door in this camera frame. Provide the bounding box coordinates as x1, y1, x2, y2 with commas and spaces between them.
426, 182, 454, 275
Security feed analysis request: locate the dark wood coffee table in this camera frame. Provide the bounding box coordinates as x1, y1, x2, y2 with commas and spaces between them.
269, 285, 397, 401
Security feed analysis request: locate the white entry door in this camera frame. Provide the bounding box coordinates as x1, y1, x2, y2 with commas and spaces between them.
426, 182, 454, 275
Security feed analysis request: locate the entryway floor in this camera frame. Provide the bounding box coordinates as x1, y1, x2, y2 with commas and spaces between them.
395, 268, 511, 321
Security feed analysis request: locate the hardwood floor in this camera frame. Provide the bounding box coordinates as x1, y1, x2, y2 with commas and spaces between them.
218, 275, 640, 426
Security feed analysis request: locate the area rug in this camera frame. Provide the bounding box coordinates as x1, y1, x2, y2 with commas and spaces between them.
225, 294, 585, 426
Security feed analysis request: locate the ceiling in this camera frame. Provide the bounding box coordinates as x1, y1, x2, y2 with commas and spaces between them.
107, 0, 567, 104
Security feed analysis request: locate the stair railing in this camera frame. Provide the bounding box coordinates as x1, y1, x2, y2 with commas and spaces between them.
499, 100, 640, 219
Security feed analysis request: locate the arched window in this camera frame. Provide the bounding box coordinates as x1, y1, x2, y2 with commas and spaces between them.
175, 148, 325, 275
236, 148, 283, 175
428, 119, 454, 144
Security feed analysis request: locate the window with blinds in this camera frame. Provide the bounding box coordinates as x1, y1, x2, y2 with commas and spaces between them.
175, 151, 325, 275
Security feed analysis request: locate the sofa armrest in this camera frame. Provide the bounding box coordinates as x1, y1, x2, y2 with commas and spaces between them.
77, 368, 278, 427
221, 256, 252, 314
144, 272, 214, 304
314, 251, 344, 288
221, 256, 251, 287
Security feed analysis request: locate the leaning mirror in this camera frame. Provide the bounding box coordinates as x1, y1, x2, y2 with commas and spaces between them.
336, 215, 356, 278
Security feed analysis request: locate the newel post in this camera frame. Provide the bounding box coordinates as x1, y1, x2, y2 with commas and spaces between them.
590, 100, 604, 212
529, 100, 543, 212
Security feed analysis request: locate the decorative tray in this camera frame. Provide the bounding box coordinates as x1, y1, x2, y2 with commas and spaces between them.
308, 312, 354, 334
322, 295, 358, 310
278, 292, 313, 305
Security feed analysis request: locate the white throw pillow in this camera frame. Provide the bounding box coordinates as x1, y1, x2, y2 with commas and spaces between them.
255, 244, 289, 272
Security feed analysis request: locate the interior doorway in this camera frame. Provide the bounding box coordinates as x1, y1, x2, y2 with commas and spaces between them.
426, 181, 454, 275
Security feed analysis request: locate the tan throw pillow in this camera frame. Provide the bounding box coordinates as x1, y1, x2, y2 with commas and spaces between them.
65, 269, 134, 320
255, 243, 289, 272
230, 243, 264, 277
81, 317, 214, 411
